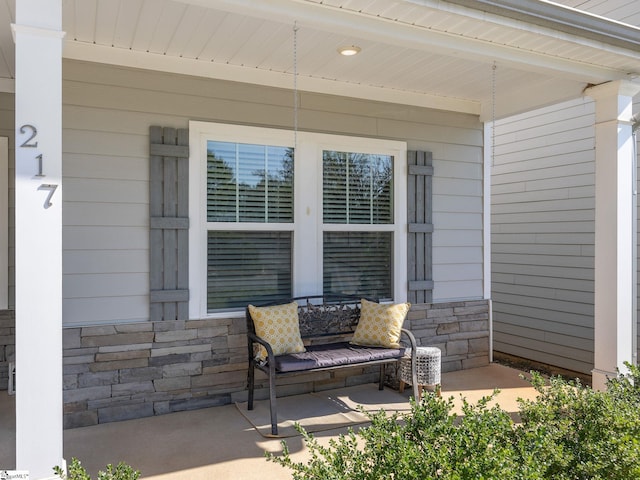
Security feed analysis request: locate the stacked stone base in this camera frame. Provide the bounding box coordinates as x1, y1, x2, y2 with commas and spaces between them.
0, 310, 15, 391
406, 300, 490, 373
0, 299, 490, 428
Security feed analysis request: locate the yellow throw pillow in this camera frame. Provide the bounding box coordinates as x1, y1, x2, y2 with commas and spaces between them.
248, 302, 305, 360
351, 299, 411, 348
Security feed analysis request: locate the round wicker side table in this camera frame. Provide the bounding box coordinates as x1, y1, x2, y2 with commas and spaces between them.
399, 346, 441, 399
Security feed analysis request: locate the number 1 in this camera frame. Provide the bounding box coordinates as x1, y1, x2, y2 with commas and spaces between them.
35, 154, 44, 177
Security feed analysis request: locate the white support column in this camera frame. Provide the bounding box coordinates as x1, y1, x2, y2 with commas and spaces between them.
587, 81, 640, 391
13, 0, 65, 477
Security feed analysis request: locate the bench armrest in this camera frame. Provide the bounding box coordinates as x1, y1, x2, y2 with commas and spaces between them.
400, 328, 417, 350
247, 331, 275, 359
400, 328, 420, 400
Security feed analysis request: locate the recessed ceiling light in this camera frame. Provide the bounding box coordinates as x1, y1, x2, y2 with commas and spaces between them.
338, 45, 361, 56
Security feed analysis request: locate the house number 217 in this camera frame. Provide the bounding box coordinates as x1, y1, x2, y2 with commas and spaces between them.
19, 124, 58, 208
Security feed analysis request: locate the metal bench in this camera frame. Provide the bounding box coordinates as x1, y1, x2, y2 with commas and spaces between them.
246, 295, 418, 435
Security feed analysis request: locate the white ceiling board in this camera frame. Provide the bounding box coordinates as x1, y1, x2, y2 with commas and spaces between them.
179, 9, 226, 60
71, 0, 97, 43
231, 21, 290, 70
163, 4, 208, 57
130, 1, 164, 52
94, 0, 120, 47
253, 24, 298, 72
112, 0, 144, 49
147, 1, 189, 55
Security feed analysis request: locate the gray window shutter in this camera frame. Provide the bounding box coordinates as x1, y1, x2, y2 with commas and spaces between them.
407, 150, 434, 304
149, 126, 189, 321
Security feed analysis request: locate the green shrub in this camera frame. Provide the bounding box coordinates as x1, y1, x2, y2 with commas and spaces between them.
268, 363, 640, 479
54, 457, 140, 480
518, 366, 640, 479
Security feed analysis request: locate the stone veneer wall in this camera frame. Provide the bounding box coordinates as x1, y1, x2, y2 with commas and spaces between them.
0, 310, 15, 390
21, 299, 487, 428
407, 300, 490, 372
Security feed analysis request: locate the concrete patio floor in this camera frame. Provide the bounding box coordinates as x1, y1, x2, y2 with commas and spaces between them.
1, 363, 541, 479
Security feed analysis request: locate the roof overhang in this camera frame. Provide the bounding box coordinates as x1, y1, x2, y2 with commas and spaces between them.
2, 0, 640, 119
443, 0, 640, 50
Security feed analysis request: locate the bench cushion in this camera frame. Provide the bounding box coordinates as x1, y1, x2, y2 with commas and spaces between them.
274, 342, 405, 373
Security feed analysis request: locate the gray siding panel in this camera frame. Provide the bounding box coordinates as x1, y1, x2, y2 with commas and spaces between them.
492, 97, 596, 375
1, 93, 14, 309
495, 94, 640, 371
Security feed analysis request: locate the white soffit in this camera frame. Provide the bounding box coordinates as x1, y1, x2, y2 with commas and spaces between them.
4, 0, 640, 115
170, 0, 638, 80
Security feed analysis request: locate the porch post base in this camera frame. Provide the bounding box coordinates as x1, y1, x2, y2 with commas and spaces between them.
591, 368, 616, 391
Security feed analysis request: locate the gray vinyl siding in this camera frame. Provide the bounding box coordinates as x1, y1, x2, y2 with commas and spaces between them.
491, 97, 597, 375
61, 59, 484, 326
0, 92, 13, 309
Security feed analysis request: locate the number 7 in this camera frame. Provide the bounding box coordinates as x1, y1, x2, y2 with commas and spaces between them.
38, 183, 58, 208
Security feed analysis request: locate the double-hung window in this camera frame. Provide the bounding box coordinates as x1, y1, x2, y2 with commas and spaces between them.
189, 122, 407, 317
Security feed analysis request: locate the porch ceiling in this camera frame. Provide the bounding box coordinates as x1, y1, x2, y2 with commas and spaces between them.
1, 0, 640, 119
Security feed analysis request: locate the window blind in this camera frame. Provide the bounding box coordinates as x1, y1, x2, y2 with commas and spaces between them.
323, 231, 392, 300
207, 231, 292, 311
323, 151, 392, 225
207, 141, 293, 223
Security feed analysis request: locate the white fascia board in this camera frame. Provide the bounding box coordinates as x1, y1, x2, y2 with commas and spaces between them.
176, 0, 635, 83
63, 41, 481, 116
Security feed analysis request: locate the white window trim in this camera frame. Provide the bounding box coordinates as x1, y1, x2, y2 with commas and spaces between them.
189, 121, 407, 319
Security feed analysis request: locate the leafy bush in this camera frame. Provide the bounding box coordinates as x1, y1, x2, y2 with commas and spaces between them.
518, 365, 640, 479
54, 457, 140, 480
268, 363, 640, 479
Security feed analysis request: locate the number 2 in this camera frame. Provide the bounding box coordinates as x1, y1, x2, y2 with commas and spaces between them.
19, 124, 38, 148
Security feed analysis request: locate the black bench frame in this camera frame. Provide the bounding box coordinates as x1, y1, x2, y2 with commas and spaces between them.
246, 295, 419, 435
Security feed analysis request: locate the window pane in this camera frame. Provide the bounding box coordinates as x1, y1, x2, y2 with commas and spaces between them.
237, 143, 266, 222
266, 146, 295, 222
323, 151, 348, 223
207, 141, 293, 223
323, 231, 392, 300
323, 151, 392, 224
207, 231, 292, 311
207, 141, 237, 222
